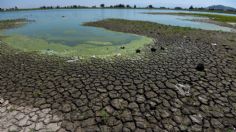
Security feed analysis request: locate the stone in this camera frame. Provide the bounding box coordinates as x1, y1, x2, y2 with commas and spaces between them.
120, 46, 125, 49
136, 49, 141, 53
196, 63, 204, 71
151, 48, 157, 52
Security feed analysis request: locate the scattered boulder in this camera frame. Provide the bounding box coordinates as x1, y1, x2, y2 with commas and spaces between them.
151, 48, 157, 52
120, 46, 125, 49
196, 63, 205, 71
160, 47, 165, 50
136, 49, 141, 53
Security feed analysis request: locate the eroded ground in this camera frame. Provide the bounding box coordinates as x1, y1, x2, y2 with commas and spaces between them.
0, 19, 236, 132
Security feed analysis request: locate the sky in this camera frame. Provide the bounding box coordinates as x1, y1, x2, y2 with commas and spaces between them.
0, 0, 236, 9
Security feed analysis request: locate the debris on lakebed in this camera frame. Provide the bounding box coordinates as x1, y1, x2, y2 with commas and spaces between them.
175, 84, 191, 96
66, 56, 79, 63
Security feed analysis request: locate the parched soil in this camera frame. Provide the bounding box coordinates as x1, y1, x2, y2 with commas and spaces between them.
0, 19, 236, 132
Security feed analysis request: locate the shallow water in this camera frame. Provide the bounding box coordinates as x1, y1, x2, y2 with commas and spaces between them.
0, 9, 234, 57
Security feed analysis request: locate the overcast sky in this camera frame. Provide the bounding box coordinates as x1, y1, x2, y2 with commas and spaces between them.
1, 0, 236, 9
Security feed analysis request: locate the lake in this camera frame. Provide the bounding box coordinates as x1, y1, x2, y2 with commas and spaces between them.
0, 9, 234, 57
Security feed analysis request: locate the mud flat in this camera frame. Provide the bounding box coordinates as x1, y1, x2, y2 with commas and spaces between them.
0, 19, 236, 131
145, 12, 236, 31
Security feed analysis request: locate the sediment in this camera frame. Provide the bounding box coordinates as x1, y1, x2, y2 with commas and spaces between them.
0, 19, 236, 131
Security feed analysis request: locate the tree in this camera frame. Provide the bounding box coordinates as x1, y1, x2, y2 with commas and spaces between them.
72, 5, 78, 8
14, 6, 18, 10
189, 5, 194, 10
100, 4, 105, 8
126, 5, 131, 8
134, 5, 136, 8
148, 5, 153, 8
175, 7, 182, 10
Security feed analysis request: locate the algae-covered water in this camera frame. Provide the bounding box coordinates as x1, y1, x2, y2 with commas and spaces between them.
0, 9, 234, 57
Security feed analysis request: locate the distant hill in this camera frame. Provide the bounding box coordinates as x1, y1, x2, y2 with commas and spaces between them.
208, 5, 235, 11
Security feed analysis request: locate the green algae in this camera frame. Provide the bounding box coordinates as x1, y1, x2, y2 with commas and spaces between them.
2, 34, 153, 58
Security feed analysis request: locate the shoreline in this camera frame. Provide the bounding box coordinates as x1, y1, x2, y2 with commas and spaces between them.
144, 12, 236, 31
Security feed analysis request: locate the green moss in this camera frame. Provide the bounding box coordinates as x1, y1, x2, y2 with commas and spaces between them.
2, 34, 152, 58
0, 19, 28, 30
99, 109, 109, 124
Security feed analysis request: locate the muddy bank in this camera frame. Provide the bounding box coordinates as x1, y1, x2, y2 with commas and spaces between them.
144, 12, 236, 31
0, 19, 236, 131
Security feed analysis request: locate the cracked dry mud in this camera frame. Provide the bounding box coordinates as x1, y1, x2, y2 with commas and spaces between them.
0, 19, 236, 132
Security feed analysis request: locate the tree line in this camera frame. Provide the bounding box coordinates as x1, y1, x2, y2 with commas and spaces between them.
0, 5, 235, 12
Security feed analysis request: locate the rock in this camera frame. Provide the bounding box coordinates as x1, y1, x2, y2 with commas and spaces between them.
136, 49, 141, 53
110, 99, 128, 110
161, 47, 165, 50
196, 63, 204, 71
120, 46, 125, 49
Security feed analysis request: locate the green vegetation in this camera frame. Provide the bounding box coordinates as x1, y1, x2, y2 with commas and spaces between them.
0, 19, 28, 30
146, 12, 236, 23
2, 34, 152, 58
99, 109, 109, 124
